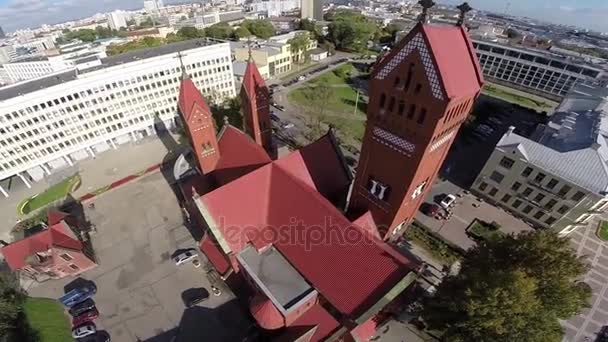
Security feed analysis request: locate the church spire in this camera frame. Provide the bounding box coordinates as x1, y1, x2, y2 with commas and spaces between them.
177, 51, 189, 80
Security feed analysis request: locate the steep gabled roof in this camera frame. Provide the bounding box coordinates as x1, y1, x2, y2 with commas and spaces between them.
241, 60, 267, 100
1, 221, 83, 270
372, 22, 484, 101
178, 78, 212, 122
199, 135, 414, 316
282, 304, 340, 342
213, 125, 272, 184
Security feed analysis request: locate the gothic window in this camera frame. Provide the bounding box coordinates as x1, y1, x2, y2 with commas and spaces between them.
368, 178, 390, 201
379, 93, 386, 108
394, 77, 401, 88
398, 101, 405, 116
411, 181, 427, 199
414, 83, 422, 94
388, 97, 396, 112
407, 104, 416, 119
404, 63, 414, 91
417, 108, 427, 124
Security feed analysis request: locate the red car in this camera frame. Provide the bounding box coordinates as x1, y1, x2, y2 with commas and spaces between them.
72, 308, 99, 327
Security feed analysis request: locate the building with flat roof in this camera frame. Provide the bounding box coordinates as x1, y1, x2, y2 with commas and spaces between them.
473, 39, 604, 101
472, 83, 608, 235
0, 39, 235, 196
107, 10, 129, 30
231, 40, 292, 78
301, 0, 323, 20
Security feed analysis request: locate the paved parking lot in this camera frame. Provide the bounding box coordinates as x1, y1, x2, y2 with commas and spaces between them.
415, 180, 532, 250
25, 171, 250, 342
562, 216, 608, 342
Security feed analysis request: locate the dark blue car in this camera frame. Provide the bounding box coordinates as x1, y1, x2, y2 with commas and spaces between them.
59, 284, 97, 307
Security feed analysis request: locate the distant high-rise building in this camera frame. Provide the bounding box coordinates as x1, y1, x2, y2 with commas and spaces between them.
300, 0, 323, 20
107, 11, 128, 30
143, 0, 164, 12
0, 26, 5, 39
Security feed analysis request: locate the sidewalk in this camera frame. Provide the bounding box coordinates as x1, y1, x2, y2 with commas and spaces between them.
0, 136, 176, 242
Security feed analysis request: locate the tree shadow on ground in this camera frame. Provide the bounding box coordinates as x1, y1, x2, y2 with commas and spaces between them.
144, 299, 256, 342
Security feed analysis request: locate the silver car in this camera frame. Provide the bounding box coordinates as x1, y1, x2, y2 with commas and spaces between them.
72, 323, 96, 338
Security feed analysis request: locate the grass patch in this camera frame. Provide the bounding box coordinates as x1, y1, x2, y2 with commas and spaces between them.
322, 115, 366, 141
467, 220, 504, 242
482, 82, 557, 112
18, 174, 80, 215
405, 220, 464, 265
288, 63, 367, 117
23, 297, 72, 342
597, 221, 608, 241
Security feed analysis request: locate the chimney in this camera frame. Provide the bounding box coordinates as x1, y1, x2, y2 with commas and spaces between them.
506, 126, 515, 136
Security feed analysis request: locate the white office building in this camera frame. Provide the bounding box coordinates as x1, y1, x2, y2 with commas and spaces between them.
0, 39, 235, 196
473, 39, 604, 100
0, 45, 17, 64
107, 11, 129, 30
249, 0, 300, 17
144, 0, 164, 12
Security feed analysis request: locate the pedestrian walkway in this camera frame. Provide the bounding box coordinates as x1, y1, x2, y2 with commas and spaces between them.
0, 136, 176, 242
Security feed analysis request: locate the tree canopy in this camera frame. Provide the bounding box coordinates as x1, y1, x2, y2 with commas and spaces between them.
106, 37, 163, 56
61, 26, 125, 43
233, 26, 252, 40
422, 230, 591, 342
0, 268, 25, 338
326, 10, 377, 52
241, 19, 275, 39
176, 26, 205, 40
288, 32, 312, 64
205, 23, 234, 39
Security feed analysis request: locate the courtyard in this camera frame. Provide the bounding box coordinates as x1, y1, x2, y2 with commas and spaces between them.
24, 171, 251, 342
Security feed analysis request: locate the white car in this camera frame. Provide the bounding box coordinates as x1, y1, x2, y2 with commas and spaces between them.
440, 194, 456, 209
173, 250, 198, 266
72, 323, 96, 338
298, 75, 306, 81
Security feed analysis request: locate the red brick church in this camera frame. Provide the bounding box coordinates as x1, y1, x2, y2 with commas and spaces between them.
177, 4, 482, 341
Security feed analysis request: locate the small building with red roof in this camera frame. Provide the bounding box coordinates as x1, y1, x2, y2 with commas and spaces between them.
1, 210, 96, 282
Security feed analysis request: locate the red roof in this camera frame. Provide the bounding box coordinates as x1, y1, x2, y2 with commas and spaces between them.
250, 294, 285, 330
1, 221, 83, 270
353, 211, 380, 239
241, 60, 267, 100
199, 233, 231, 275
178, 78, 212, 122
287, 304, 340, 342
350, 317, 378, 342
421, 24, 484, 100
373, 22, 483, 101
47, 210, 68, 226
200, 136, 414, 316
213, 125, 271, 184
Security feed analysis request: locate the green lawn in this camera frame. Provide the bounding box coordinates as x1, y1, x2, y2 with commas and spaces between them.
468, 220, 505, 242
597, 221, 608, 241
23, 297, 72, 342
288, 63, 367, 117
482, 82, 557, 113
18, 174, 81, 215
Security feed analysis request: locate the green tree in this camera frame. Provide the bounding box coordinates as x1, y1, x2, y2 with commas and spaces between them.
302, 83, 334, 140
233, 26, 251, 40
177, 26, 205, 40
0, 268, 25, 337
205, 23, 234, 39
320, 41, 336, 55
126, 19, 136, 26
137, 17, 154, 29
422, 230, 591, 342
298, 18, 320, 39
327, 10, 377, 52
288, 32, 311, 64
241, 19, 275, 39
506, 28, 522, 39
65, 29, 97, 42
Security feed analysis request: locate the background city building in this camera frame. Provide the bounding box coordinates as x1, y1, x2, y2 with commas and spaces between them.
0, 39, 235, 193
472, 83, 608, 235
473, 39, 604, 100
107, 10, 129, 30
300, 0, 323, 21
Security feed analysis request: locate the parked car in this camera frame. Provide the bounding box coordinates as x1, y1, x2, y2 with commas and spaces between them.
59, 284, 97, 307
173, 249, 198, 266
282, 122, 294, 129
269, 84, 279, 89
72, 323, 96, 339
272, 103, 285, 111
69, 299, 96, 317
440, 194, 457, 209
183, 287, 210, 308
77, 332, 111, 342
72, 308, 99, 327
298, 75, 306, 81
270, 113, 280, 122
421, 203, 441, 217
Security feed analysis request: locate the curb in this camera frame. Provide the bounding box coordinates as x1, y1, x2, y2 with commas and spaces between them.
79, 163, 162, 203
